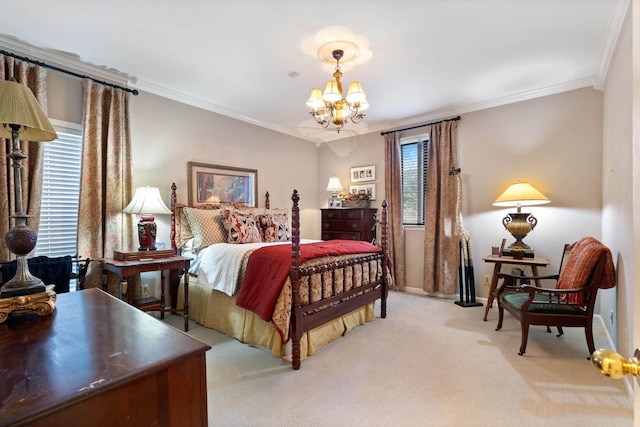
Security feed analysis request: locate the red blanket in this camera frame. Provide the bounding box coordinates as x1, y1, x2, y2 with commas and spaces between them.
235, 240, 382, 322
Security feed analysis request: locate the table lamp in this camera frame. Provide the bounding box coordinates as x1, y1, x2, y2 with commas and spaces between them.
326, 175, 343, 198
0, 79, 57, 299
493, 181, 550, 253
123, 186, 172, 250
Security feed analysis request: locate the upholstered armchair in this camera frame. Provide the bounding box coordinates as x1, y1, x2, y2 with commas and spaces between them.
0, 255, 90, 293
495, 237, 616, 357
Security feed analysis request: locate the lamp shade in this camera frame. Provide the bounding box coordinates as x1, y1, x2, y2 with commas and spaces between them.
322, 81, 342, 103
358, 99, 370, 111
306, 88, 325, 109
0, 79, 57, 142
493, 181, 550, 208
346, 81, 366, 104
326, 176, 343, 193
123, 186, 171, 215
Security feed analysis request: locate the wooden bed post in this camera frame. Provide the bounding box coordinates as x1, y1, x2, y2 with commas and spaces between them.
289, 189, 302, 370
265, 191, 270, 209
380, 199, 389, 319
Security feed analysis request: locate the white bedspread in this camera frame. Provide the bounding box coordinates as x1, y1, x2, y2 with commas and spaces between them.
195, 240, 318, 296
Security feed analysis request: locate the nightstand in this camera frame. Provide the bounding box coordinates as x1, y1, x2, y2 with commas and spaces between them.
99, 255, 191, 331
321, 208, 377, 242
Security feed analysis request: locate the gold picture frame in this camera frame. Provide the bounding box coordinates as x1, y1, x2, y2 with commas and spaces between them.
187, 162, 258, 206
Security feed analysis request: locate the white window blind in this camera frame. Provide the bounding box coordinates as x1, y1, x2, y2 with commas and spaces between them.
401, 136, 429, 225
35, 126, 82, 258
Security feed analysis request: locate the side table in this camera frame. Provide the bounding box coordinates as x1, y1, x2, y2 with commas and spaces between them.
482, 254, 550, 321
99, 255, 191, 331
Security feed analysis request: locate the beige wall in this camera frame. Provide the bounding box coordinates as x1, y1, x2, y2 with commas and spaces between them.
129, 91, 319, 244
602, 5, 632, 358
461, 88, 604, 299
46, 72, 320, 247
320, 88, 604, 302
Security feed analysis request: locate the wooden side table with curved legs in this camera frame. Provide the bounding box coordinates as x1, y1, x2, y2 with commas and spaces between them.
482, 255, 550, 321
99, 255, 191, 331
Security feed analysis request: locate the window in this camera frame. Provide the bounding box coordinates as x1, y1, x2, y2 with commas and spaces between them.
35, 122, 82, 258
401, 136, 429, 225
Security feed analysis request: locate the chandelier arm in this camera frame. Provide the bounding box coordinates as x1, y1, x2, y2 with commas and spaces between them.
350, 114, 364, 124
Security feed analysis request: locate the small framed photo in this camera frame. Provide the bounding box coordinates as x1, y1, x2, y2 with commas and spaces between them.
328, 198, 342, 208
350, 165, 376, 183
348, 183, 376, 200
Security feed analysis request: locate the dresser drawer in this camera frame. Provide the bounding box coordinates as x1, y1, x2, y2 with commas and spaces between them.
322, 209, 364, 220
321, 231, 362, 241
322, 219, 363, 232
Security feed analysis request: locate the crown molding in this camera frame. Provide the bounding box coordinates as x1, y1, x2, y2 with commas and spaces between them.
595, 0, 630, 83
130, 78, 308, 142
0, 34, 132, 86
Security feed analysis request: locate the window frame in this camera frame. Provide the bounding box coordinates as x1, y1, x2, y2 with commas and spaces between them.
400, 134, 429, 226
35, 119, 82, 259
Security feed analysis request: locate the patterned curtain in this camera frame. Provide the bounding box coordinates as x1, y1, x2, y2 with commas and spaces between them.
78, 79, 136, 295
384, 132, 405, 289
423, 120, 460, 293
0, 56, 47, 261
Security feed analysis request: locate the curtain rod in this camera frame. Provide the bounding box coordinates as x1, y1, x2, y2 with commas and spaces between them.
380, 115, 461, 136
0, 49, 138, 96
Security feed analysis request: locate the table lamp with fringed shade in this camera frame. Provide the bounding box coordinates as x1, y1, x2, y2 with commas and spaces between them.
0, 79, 57, 299
123, 186, 172, 251
493, 181, 550, 253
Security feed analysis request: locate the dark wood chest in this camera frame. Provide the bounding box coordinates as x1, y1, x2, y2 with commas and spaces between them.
0, 288, 210, 426
321, 208, 377, 242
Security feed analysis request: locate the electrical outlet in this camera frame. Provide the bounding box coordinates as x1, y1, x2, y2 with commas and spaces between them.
483, 275, 490, 285
142, 284, 151, 298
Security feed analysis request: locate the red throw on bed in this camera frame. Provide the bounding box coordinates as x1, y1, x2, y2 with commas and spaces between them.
235, 240, 382, 322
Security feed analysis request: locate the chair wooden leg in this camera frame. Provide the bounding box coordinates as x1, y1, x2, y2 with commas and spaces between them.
519, 322, 529, 356
585, 323, 595, 357
556, 326, 564, 337
495, 305, 504, 331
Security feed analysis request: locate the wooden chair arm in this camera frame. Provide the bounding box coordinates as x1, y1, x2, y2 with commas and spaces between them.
517, 284, 589, 310
496, 272, 560, 281
495, 273, 559, 295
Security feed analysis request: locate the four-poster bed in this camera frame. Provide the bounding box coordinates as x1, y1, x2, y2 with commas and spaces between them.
168, 183, 389, 370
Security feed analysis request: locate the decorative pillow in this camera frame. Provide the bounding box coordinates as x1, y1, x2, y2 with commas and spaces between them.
173, 204, 194, 248
174, 203, 222, 248
183, 207, 228, 252
223, 210, 262, 244
260, 212, 291, 242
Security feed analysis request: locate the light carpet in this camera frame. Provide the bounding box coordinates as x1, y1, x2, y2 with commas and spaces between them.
161, 290, 633, 427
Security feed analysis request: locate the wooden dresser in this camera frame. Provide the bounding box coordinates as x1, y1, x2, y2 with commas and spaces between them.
321, 208, 377, 242
0, 288, 211, 427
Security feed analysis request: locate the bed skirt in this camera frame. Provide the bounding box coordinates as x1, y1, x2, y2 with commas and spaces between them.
176, 276, 376, 361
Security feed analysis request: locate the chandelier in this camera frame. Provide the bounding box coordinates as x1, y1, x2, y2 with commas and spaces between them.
306, 49, 368, 133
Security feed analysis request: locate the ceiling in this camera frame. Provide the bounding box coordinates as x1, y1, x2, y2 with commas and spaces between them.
0, 0, 628, 145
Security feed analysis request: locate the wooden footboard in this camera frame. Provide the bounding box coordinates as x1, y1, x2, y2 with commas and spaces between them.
289, 190, 388, 370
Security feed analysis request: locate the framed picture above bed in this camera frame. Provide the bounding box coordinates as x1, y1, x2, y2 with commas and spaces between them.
187, 162, 258, 206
